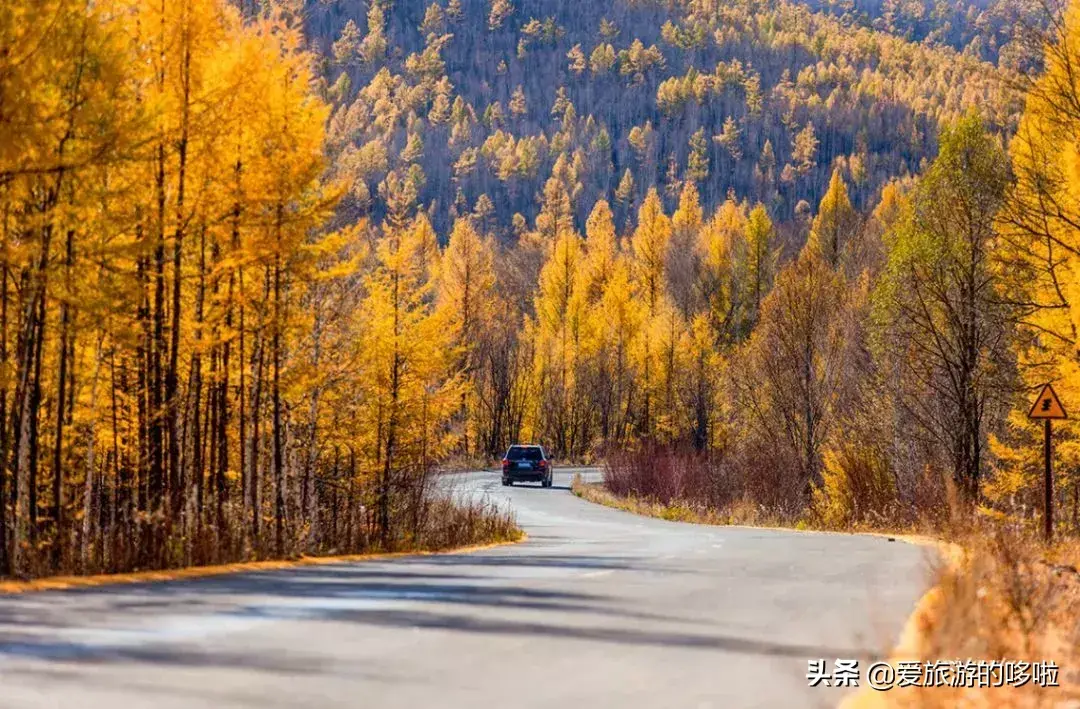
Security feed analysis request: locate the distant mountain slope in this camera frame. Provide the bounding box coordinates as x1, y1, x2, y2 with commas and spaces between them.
303, 0, 1026, 237
799, 0, 1047, 70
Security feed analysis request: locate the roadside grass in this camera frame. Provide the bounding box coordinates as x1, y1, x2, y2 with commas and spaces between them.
573, 473, 1080, 708
1, 495, 523, 593
842, 532, 1080, 709
438, 453, 499, 472
571, 475, 787, 527
570, 474, 919, 535
0, 537, 524, 595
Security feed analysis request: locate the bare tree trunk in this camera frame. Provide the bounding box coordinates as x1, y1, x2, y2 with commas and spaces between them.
110, 349, 127, 568
237, 262, 247, 547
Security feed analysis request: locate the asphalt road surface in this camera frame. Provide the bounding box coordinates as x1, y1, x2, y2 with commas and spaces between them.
0, 469, 930, 709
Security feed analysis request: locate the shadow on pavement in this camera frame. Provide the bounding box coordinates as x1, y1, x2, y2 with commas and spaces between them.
318, 606, 876, 660
0, 543, 886, 674
0, 552, 700, 669
0, 633, 326, 672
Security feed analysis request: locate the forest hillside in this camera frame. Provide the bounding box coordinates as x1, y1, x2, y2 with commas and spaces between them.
303, 0, 1034, 244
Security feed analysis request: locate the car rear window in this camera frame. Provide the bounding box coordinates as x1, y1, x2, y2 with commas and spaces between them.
507, 446, 542, 461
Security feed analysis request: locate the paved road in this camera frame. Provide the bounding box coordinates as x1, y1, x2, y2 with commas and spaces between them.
0, 469, 930, 709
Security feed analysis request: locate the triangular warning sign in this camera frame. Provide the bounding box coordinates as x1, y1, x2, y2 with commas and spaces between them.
1029, 384, 1068, 420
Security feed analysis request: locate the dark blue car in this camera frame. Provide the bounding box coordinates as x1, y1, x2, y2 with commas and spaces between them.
501, 445, 553, 488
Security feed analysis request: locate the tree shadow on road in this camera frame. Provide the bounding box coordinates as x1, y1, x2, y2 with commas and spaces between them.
0, 549, 881, 674
315, 606, 877, 660
0, 552, 692, 669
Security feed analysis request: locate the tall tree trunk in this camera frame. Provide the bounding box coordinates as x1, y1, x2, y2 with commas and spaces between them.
230, 155, 244, 549
110, 349, 128, 567
52, 229, 74, 567
237, 262, 247, 546
150, 0, 168, 557
247, 266, 270, 550
303, 305, 323, 547
272, 253, 284, 558
0, 203, 9, 577
151, 145, 166, 551
81, 336, 104, 570
189, 225, 206, 545
213, 238, 228, 541
136, 230, 151, 549
28, 288, 47, 547
381, 267, 401, 550
167, 9, 192, 526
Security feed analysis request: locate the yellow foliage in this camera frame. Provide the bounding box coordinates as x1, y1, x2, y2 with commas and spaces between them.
812, 443, 896, 528
804, 168, 858, 267
630, 187, 672, 314
997, 0, 1080, 518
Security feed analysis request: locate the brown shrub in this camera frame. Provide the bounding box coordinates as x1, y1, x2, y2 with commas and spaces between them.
603, 441, 807, 523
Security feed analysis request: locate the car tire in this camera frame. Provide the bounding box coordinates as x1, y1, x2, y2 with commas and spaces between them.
502, 478, 511, 487
543, 476, 552, 488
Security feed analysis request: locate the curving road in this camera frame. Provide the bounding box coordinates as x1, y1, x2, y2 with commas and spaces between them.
0, 469, 930, 708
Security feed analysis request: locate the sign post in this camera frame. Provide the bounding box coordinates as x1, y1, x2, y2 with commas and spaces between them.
1028, 384, 1067, 542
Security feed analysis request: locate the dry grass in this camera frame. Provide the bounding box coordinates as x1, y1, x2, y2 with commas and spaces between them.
843, 531, 1080, 709
572, 474, 929, 535
0, 536, 524, 595
438, 454, 499, 472
1, 494, 523, 592
571, 476, 790, 528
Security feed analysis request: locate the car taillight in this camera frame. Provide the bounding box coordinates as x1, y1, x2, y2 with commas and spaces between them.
538, 460, 547, 468
501, 459, 508, 469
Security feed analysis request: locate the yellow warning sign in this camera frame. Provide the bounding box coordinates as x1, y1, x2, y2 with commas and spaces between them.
1029, 384, 1068, 420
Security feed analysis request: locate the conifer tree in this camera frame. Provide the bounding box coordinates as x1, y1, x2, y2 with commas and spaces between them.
630, 188, 672, 436
533, 231, 585, 452
359, 219, 459, 546
438, 218, 496, 454
805, 169, 858, 268
744, 204, 776, 327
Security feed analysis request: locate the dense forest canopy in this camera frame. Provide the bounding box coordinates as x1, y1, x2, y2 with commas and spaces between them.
303, 0, 1031, 242
806, 0, 1048, 68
